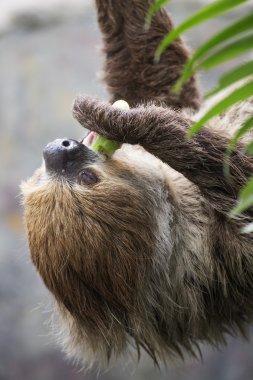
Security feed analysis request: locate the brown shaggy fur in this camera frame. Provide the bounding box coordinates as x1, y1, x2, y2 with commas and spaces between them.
96, 0, 200, 110
21, 0, 253, 369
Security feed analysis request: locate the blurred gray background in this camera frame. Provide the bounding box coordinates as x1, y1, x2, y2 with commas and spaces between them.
1, 0, 253, 379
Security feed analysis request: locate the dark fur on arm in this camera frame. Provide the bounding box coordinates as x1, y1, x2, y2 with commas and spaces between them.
95, 0, 200, 110
73, 96, 253, 218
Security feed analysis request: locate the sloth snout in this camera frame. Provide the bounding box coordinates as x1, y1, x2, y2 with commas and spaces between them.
43, 138, 87, 173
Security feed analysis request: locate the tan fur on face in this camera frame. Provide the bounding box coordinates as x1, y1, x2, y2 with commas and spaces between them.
21, 147, 177, 364
21, 0, 253, 369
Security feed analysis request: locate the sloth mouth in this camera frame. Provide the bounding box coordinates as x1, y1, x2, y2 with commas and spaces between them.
81, 131, 97, 148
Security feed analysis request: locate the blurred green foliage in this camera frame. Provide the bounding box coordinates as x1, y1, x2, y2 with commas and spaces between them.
147, 0, 253, 221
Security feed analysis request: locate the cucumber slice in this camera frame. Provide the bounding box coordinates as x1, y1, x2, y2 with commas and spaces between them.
91, 100, 129, 155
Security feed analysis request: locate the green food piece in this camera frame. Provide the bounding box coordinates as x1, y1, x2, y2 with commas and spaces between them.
91, 136, 122, 155
91, 99, 129, 156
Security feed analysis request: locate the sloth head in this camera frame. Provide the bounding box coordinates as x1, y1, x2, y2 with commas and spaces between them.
21, 135, 175, 365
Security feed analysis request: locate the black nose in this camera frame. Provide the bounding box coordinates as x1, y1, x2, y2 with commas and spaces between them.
43, 138, 86, 173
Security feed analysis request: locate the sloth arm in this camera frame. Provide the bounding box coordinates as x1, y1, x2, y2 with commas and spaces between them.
95, 0, 200, 110
73, 98, 253, 221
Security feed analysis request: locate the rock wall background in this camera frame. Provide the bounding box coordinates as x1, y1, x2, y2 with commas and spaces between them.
0, 1, 253, 379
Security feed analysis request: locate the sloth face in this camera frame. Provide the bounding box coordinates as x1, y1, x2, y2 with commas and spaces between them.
21, 137, 174, 361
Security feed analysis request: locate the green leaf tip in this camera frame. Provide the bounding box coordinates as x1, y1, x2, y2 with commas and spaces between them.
189, 80, 253, 136
91, 100, 130, 156
145, 0, 170, 31
155, 0, 247, 61
230, 176, 253, 216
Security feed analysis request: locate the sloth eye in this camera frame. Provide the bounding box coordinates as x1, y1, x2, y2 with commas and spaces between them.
78, 170, 98, 185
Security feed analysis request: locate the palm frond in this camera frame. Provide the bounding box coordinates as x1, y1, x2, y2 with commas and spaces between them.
173, 14, 253, 93
147, 0, 253, 219
145, 0, 170, 30
155, 0, 248, 62
206, 61, 253, 98
245, 139, 253, 154
231, 177, 253, 215
224, 116, 253, 177
189, 81, 253, 136
200, 34, 253, 70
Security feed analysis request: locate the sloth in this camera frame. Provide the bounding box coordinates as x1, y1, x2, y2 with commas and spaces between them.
21, 0, 253, 368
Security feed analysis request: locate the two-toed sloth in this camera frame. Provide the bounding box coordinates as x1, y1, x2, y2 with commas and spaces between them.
21, 0, 253, 368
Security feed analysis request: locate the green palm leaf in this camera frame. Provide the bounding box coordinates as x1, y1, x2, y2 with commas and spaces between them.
207, 61, 253, 98
173, 14, 253, 93
231, 177, 253, 215
155, 0, 248, 62
224, 116, 253, 177
229, 116, 253, 149
245, 139, 253, 154
200, 34, 253, 71
189, 81, 253, 136
147, 0, 253, 218
145, 0, 170, 30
